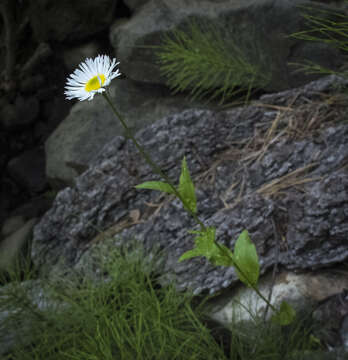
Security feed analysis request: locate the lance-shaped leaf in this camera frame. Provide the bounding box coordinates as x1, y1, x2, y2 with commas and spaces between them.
178, 157, 197, 214
232, 230, 260, 287
135, 181, 176, 194
271, 301, 296, 326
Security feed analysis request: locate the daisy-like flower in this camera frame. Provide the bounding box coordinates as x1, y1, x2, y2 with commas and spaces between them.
64, 55, 121, 101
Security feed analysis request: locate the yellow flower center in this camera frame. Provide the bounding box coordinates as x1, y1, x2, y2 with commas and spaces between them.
85, 74, 106, 92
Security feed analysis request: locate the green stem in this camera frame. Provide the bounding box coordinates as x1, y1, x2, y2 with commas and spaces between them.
103, 93, 279, 317
102, 93, 206, 231
248, 282, 278, 314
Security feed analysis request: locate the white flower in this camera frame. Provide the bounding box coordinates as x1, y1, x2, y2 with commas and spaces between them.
64, 55, 121, 101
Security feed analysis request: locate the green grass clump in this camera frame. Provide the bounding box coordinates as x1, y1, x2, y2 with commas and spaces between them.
156, 20, 270, 105
225, 316, 321, 360
290, 4, 348, 79
0, 242, 228, 360
0, 239, 323, 360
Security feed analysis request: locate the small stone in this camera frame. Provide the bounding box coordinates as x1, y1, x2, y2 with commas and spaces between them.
0, 218, 37, 274
1, 215, 26, 238
29, 0, 116, 42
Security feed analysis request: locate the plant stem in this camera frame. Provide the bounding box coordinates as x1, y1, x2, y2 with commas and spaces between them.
248, 282, 278, 314
102, 93, 206, 231
103, 93, 280, 317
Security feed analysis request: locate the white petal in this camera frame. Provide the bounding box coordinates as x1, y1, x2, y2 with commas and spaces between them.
65, 54, 121, 101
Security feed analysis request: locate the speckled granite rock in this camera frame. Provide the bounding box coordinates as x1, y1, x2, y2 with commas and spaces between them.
32, 75, 348, 295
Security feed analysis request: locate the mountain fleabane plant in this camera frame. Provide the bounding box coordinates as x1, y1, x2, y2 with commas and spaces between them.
65, 55, 295, 326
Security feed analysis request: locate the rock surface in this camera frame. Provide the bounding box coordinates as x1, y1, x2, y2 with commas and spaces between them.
7, 147, 47, 194
123, 0, 149, 12
0, 96, 40, 131
29, 0, 117, 43
312, 289, 348, 351
32, 75, 348, 296
0, 218, 36, 274
1, 216, 26, 238
62, 42, 102, 72
111, 0, 345, 90
208, 270, 348, 325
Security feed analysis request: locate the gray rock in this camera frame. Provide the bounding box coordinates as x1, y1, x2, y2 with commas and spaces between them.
0, 96, 40, 131
111, 0, 344, 91
341, 315, 348, 351
312, 290, 348, 351
123, 0, 149, 12
45, 78, 210, 188
29, 0, 117, 43
208, 270, 348, 326
8, 195, 54, 224
63, 42, 102, 72
0, 178, 21, 226
32, 76, 348, 296
1, 216, 26, 238
0, 218, 36, 274
259, 74, 348, 106
7, 147, 47, 194
40, 96, 72, 144
15, 96, 40, 127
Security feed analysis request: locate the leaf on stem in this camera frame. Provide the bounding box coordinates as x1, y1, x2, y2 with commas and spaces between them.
135, 181, 176, 194
271, 300, 296, 326
179, 227, 217, 262
179, 227, 234, 266
178, 157, 197, 214
232, 230, 260, 287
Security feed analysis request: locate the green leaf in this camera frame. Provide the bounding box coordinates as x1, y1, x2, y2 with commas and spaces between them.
309, 334, 322, 348
179, 227, 216, 262
232, 230, 259, 287
178, 247, 204, 262
179, 227, 235, 267
135, 181, 176, 195
178, 157, 197, 214
271, 301, 296, 326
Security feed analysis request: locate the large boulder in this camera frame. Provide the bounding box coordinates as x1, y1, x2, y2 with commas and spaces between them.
45, 79, 210, 188
110, 0, 345, 91
32, 75, 348, 296
209, 271, 348, 326
29, 0, 117, 43
123, 0, 149, 12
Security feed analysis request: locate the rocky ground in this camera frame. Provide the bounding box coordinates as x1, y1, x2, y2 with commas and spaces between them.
0, 0, 348, 358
